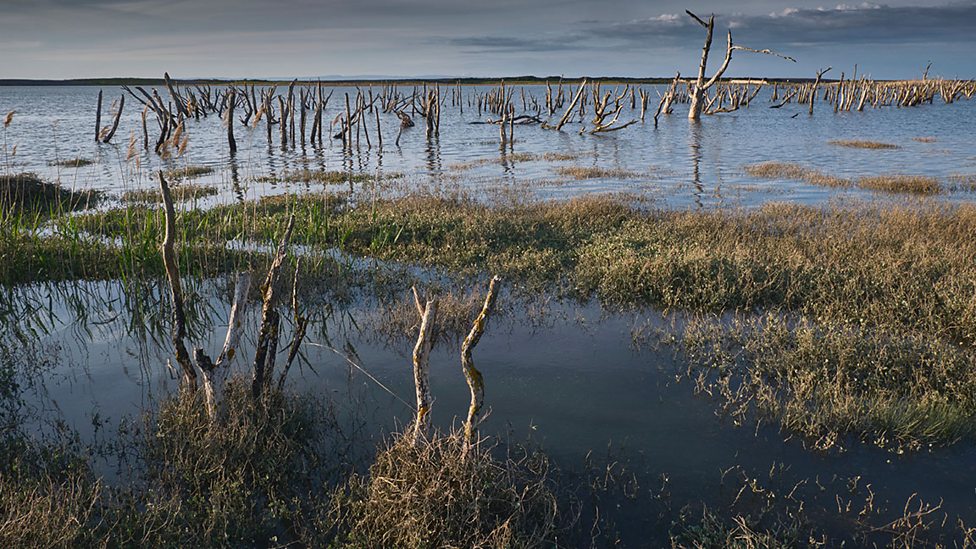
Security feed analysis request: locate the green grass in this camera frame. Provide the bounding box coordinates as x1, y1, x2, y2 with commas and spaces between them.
829, 140, 900, 150
163, 164, 214, 180
49, 157, 94, 168
254, 169, 380, 185
0, 173, 101, 217
7, 191, 976, 448
121, 184, 218, 204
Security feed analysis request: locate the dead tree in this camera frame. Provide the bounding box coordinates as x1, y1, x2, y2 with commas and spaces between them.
159, 171, 198, 390
685, 10, 794, 120
252, 215, 295, 399
809, 67, 832, 115
460, 276, 501, 454
411, 287, 438, 445
100, 95, 124, 143
94, 90, 103, 142
226, 88, 237, 154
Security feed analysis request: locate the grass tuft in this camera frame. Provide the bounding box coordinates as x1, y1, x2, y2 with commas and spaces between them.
856, 175, 941, 195
331, 430, 562, 548
829, 140, 900, 150
121, 184, 218, 204
0, 173, 101, 216
49, 158, 94, 168
554, 166, 644, 180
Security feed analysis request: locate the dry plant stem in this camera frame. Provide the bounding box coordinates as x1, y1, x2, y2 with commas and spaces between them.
251, 214, 295, 399
412, 289, 439, 445
460, 276, 502, 453
158, 171, 197, 390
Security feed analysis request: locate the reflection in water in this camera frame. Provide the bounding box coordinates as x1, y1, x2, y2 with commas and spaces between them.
2, 278, 976, 545
688, 120, 705, 209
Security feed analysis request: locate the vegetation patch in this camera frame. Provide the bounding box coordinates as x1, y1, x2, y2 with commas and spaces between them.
554, 166, 644, 180
121, 184, 218, 204
0, 173, 101, 216
828, 140, 900, 150
680, 313, 976, 450
947, 174, 976, 192
328, 431, 564, 548
856, 174, 941, 195
49, 157, 94, 168
744, 162, 850, 188
163, 164, 214, 180
255, 169, 378, 185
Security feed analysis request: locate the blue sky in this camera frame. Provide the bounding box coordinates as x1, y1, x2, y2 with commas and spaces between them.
1, 1, 973, 79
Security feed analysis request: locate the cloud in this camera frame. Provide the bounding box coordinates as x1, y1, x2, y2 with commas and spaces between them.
593, 2, 976, 47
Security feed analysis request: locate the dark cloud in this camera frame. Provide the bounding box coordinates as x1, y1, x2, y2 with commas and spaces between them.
0, 0, 972, 78
590, 2, 976, 47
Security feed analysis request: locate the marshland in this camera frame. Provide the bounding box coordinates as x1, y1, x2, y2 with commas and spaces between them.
4, 9, 976, 547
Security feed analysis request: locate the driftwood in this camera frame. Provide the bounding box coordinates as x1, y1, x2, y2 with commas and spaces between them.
411, 287, 438, 445
460, 276, 501, 453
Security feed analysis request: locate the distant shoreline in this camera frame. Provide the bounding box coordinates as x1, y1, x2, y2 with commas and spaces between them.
0, 76, 857, 87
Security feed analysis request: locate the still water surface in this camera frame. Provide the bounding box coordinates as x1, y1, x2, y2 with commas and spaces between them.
2, 85, 975, 208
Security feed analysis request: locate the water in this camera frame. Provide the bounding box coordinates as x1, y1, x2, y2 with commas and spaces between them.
1, 85, 975, 208
4, 279, 976, 543
3, 84, 976, 543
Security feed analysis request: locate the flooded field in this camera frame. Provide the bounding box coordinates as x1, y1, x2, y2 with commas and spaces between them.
2, 79, 976, 546
2, 84, 975, 208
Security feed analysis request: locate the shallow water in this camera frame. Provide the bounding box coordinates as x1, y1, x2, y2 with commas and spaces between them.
4, 278, 975, 543
1, 84, 975, 208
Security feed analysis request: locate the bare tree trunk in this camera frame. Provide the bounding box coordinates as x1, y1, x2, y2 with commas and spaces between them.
687, 13, 715, 120
101, 95, 124, 143
94, 90, 103, 142
252, 215, 295, 399
460, 276, 501, 454
159, 171, 197, 390
411, 288, 438, 445
810, 67, 832, 115
226, 88, 237, 155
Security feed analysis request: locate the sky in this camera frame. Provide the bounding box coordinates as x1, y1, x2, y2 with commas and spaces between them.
1, 0, 974, 80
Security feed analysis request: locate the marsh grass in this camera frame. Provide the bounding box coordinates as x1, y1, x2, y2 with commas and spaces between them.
0, 173, 101, 216
49, 157, 94, 168
255, 169, 378, 185
121, 184, 218, 204
856, 175, 941, 195
448, 152, 581, 172
829, 140, 900, 150
947, 174, 976, 192
554, 165, 645, 180
329, 430, 564, 548
744, 162, 850, 188
680, 314, 976, 450
163, 164, 214, 180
